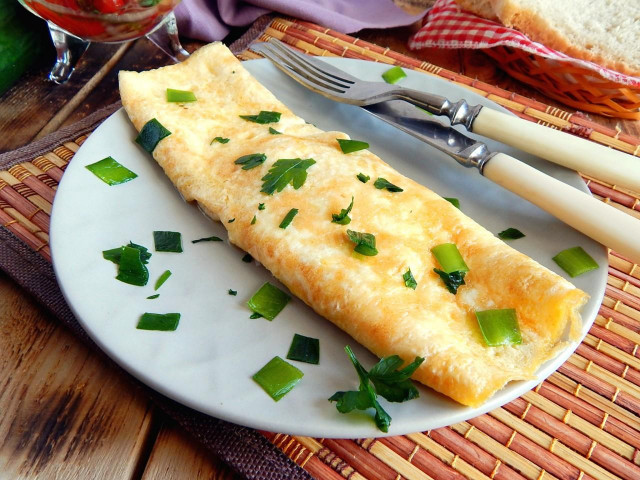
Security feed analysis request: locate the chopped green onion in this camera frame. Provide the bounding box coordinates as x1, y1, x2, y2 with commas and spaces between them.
247, 282, 291, 320
287, 333, 320, 364
249, 312, 263, 319
166, 88, 196, 102
433, 268, 466, 294
211, 136, 230, 144
115, 246, 149, 286
357, 173, 370, 183
242, 253, 253, 263
337, 139, 369, 154
269, 127, 282, 135
258, 203, 266, 210
347, 229, 378, 256
240, 111, 281, 124
153, 231, 183, 253
431, 243, 469, 273
279, 208, 299, 229
382, 66, 407, 84
261, 158, 316, 195
475, 309, 522, 347
228, 218, 235, 223
146, 294, 160, 299
444, 197, 460, 209
228, 289, 237, 296
135, 118, 171, 153
251, 215, 257, 225
374, 177, 403, 192
103, 242, 151, 265
86, 156, 138, 186
154, 270, 172, 291
253, 356, 304, 401
403, 268, 417, 290
498, 228, 525, 240
191, 236, 223, 243
332, 196, 354, 225
137, 312, 180, 331
552, 246, 599, 277
234, 153, 267, 170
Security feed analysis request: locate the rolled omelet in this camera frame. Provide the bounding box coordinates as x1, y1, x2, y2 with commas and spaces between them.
118, 42, 588, 407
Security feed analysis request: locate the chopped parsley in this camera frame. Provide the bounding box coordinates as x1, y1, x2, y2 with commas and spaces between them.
242, 253, 253, 263
191, 236, 223, 243
154, 270, 172, 291
332, 196, 354, 225
228, 289, 237, 296
374, 177, 403, 192
146, 294, 160, 300
137, 312, 180, 331
261, 158, 316, 195
497, 228, 525, 240
135, 118, 171, 153
431, 243, 468, 294
247, 282, 291, 320
403, 268, 417, 290
279, 208, 299, 229
346, 229, 378, 256
240, 111, 281, 124
153, 231, 183, 253
357, 173, 370, 183
234, 153, 267, 170
269, 127, 282, 135
337, 139, 369, 154
249, 312, 263, 319
86, 156, 138, 186
433, 268, 466, 294
228, 218, 235, 223
258, 203, 266, 210
251, 215, 257, 225
444, 197, 460, 209
211, 136, 230, 144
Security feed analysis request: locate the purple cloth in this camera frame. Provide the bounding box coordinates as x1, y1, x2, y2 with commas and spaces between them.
175, 0, 425, 41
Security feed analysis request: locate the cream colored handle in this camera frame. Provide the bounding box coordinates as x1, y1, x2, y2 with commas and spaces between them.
483, 153, 640, 263
473, 107, 640, 192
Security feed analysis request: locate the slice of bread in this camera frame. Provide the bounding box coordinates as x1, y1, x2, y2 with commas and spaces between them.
454, 0, 497, 20
490, 0, 640, 76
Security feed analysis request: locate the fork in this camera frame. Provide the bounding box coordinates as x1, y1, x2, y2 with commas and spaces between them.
250, 39, 640, 193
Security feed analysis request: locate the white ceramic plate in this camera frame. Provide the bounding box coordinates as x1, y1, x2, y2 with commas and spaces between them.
50, 58, 606, 438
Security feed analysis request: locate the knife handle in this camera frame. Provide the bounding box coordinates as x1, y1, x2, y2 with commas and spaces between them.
472, 107, 640, 192
483, 152, 640, 263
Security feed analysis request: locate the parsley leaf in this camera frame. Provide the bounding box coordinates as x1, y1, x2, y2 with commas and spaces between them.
337, 139, 369, 154
240, 111, 281, 124
228, 289, 237, 296
258, 203, 266, 210
234, 153, 266, 170
444, 197, 460, 209
433, 268, 466, 294
279, 208, 299, 229
251, 215, 257, 225
211, 136, 230, 144
191, 236, 223, 243
261, 158, 316, 195
346, 229, 378, 256
269, 127, 282, 135
332, 196, 354, 225
374, 177, 403, 192
357, 173, 370, 183
403, 268, 417, 290
497, 228, 525, 240
242, 253, 253, 263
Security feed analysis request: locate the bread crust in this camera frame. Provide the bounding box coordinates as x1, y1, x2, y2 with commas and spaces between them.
454, 0, 498, 20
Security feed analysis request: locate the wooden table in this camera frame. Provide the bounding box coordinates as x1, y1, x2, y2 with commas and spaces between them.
1, 20, 638, 480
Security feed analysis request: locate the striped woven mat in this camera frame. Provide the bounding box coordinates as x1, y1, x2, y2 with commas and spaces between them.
4, 16, 640, 480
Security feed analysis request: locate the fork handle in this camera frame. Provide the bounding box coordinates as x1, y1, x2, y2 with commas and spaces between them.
483, 152, 640, 263
472, 107, 640, 192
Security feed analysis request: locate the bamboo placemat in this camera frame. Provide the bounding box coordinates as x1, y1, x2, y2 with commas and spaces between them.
3, 17, 640, 480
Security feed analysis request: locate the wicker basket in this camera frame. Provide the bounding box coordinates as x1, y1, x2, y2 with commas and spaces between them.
483, 45, 640, 119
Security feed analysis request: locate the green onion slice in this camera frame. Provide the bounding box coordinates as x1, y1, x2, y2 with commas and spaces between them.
552, 246, 599, 277
279, 208, 299, 229
211, 136, 230, 144
135, 118, 171, 153
240, 111, 281, 124
253, 356, 304, 401
444, 197, 460, 209
247, 282, 291, 320
357, 173, 370, 183
153, 231, 183, 253
166, 88, 196, 102
287, 333, 320, 364
228, 289, 237, 296
115, 246, 149, 286
146, 294, 160, 299
332, 196, 353, 225
269, 127, 282, 135
103, 242, 151, 265
191, 236, 223, 243
374, 177, 403, 192
242, 253, 253, 263
154, 269, 172, 291
347, 229, 378, 256
234, 153, 267, 170
431, 243, 469, 273
86, 156, 138, 186
475, 309, 522, 347
337, 139, 369, 154
137, 312, 180, 331
498, 228, 525, 240
403, 268, 417, 290
382, 66, 407, 84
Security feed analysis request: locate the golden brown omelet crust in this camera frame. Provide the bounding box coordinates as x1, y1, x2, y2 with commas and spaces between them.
119, 43, 588, 407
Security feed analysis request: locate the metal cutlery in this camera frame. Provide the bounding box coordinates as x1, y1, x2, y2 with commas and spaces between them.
251, 39, 640, 193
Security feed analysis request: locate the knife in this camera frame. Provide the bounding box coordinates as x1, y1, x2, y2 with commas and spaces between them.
364, 100, 640, 263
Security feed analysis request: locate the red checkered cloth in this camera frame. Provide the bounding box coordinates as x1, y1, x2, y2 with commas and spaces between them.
408, 0, 640, 87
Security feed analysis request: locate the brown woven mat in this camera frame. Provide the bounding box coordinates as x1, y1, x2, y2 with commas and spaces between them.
3, 16, 640, 480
